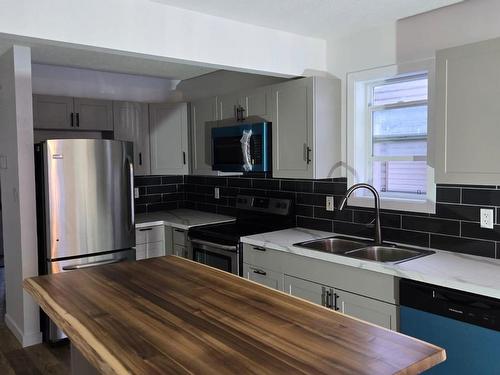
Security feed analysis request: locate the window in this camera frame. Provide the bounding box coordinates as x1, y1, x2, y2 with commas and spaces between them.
347, 62, 435, 213
368, 75, 428, 200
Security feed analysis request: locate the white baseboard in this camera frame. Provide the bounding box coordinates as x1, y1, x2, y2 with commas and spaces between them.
4, 313, 42, 347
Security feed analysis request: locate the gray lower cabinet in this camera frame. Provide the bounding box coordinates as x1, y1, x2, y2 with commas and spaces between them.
135, 225, 165, 260
172, 228, 191, 259
242, 242, 399, 330
335, 289, 398, 331
113, 101, 150, 175
149, 103, 189, 175
33, 94, 113, 131
284, 274, 333, 307
243, 263, 283, 291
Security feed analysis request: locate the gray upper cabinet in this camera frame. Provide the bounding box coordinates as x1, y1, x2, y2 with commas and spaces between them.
240, 86, 270, 119
435, 37, 500, 185
113, 101, 150, 176
269, 77, 341, 179
149, 102, 189, 175
190, 97, 218, 175
33, 95, 74, 129
33, 95, 113, 131
74, 98, 113, 131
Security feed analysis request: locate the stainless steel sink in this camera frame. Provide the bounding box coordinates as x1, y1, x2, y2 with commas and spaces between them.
294, 236, 434, 264
294, 236, 369, 254
344, 246, 435, 264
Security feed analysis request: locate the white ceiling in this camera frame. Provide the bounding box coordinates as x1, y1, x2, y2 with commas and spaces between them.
0, 36, 217, 80
152, 0, 463, 39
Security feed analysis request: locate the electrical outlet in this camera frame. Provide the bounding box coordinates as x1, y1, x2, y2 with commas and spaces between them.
480, 208, 494, 229
134, 187, 140, 199
215, 187, 220, 199
326, 196, 334, 211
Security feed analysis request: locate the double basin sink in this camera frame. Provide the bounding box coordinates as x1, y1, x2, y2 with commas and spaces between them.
294, 236, 434, 264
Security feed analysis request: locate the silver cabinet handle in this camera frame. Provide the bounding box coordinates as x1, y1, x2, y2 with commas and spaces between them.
252, 246, 266, 252
62, 257, 126, 271
138, 228, 153, 232
190, 239, 236, 252
333, 293, 340, 311
128, 158, 135, 230
174, 229, 185, 233
321, 286, 327, 307
252, 269, 266, 276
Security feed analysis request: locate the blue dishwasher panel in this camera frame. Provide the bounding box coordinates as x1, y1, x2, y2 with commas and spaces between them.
400, 306, 500, 374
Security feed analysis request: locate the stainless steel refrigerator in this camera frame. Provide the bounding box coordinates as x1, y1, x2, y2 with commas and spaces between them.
35, 139, 136, 342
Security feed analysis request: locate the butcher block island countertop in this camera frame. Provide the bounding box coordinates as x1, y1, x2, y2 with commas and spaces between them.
24, 256, 445, 375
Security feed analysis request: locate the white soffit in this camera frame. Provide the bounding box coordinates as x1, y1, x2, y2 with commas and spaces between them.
152, 0, 463, 39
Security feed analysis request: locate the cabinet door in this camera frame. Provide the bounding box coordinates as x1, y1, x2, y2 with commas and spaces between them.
146, 241, 165, 259
113, 101, 150, 175
164, 226, 173, 256
240, 87, 269, 119
270, 78, 314, 179
284, 275, 331, 307
74, 98, 113, 131
243, 263, 283, 291
435, 38, 500, 184
191, 97, 218, 174
173, 244, 188, 258
149, 103, 189, 175
335, 289, 398, 330
33, 95, 74, 129
135, 244, 146, 260
217, 93, 240, 120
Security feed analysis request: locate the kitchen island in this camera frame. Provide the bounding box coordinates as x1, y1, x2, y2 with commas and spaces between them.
24, 256, 445, 374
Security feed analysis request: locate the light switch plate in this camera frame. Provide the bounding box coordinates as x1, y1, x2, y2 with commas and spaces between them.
326, 196, 334, 211
134, 187, 140, 199
214, 187, 220, 199
480, 208, 494, 229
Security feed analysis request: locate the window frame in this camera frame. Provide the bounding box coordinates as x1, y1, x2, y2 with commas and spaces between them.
346, 60, 436, 214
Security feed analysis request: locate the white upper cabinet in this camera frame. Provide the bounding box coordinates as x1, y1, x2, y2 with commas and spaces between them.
33, 95, 74, 130
33, 95, 113, 131
149, 102, 189, 175
113, 101, 150, 176
73, 98, 113, 131
240, 86, 270, 119
269, 77, 341, 179
435, 37, 500, 184
217, 93, 240, 120
191, 97, 218, 175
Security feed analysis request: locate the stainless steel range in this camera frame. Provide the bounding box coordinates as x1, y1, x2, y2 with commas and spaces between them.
188, 195, 294, 276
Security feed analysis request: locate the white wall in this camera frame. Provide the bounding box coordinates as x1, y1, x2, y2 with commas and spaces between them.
0, 45, 41, 347
0, 0, 326, 77
326, 0, 500, 172
32, 64, 181, 103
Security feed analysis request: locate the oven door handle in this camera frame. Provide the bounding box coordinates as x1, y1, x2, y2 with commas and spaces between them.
190, 239, 237, 252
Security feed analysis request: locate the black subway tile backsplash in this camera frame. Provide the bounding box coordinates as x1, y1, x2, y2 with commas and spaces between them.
135, 173, 500, 259
462, 188, 500, 206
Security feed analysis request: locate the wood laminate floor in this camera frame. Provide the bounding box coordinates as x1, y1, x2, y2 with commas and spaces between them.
0, 268, 71, 374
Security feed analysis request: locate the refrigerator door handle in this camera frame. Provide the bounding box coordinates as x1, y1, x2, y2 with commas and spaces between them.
62, 257, 126, 271
128, 158, 135, 230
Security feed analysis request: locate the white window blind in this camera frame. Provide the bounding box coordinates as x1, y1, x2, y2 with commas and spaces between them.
367, 74, 428, 200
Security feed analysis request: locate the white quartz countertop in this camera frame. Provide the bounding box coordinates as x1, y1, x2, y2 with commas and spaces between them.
241, 227, 500, 300
135, 209, 235, 230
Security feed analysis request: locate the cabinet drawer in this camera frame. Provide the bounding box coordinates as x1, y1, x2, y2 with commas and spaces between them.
173, 244, 188, 258
173, 228, 187, 246
243, 263, 283, 291
242, 243, 283, 272
136, 226, 164, 245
